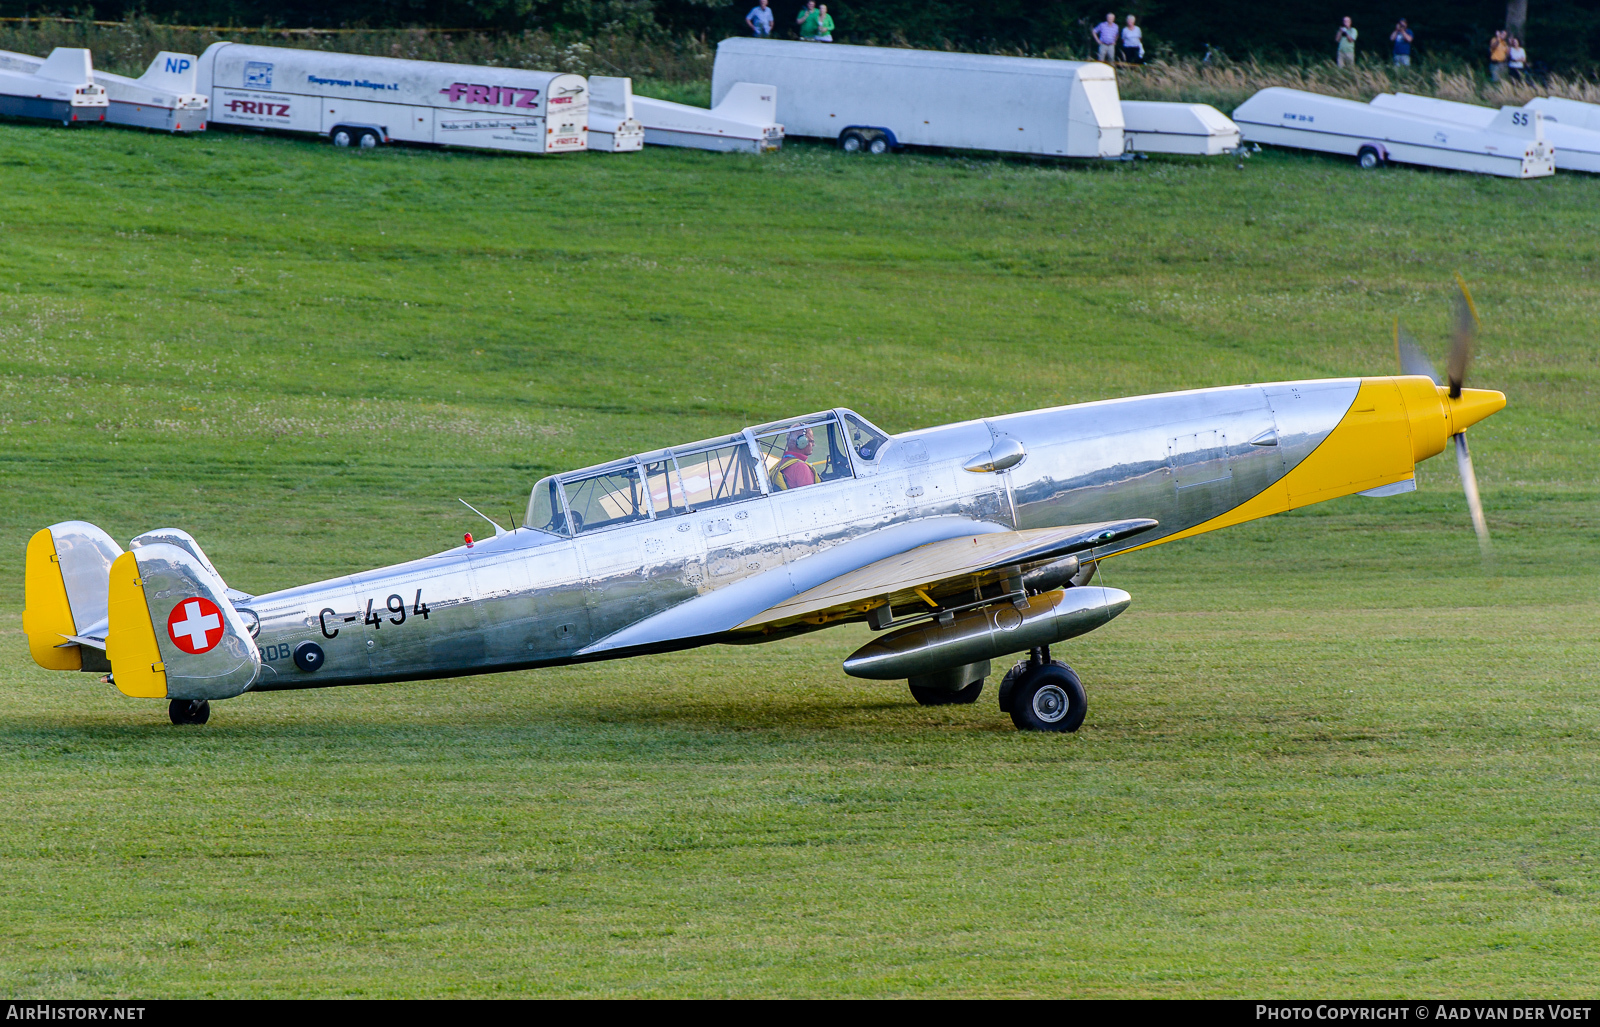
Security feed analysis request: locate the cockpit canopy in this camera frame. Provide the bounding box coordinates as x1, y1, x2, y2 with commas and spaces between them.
525, 409, 891, 537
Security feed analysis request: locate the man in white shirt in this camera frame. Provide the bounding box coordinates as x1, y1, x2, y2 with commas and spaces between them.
1120, 15, 1144, 64
745, 0, 774, 37
1091, 14, 1119, 63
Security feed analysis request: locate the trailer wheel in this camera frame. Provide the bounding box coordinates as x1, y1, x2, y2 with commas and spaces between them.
1357, 145, 1384, 170
330, 127, 354, 148
355, 128, 381, 149
839, 129, 867, 153
867, 135, 890, 155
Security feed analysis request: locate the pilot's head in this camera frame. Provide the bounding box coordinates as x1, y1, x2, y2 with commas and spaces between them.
786, 426, 815, 455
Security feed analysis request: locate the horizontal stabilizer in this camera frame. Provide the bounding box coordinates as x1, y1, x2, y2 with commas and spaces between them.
106, 542, 261, 701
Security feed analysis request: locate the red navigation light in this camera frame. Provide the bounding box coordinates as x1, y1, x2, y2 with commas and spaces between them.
464, 532, 474, 548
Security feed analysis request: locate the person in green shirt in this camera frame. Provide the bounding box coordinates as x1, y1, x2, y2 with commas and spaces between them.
1335, 16, 1358, 67
796, 0, 821, 39
815, 4, 834, 40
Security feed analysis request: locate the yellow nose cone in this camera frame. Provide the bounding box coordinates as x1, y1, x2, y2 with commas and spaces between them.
1446, 387, 1506, 435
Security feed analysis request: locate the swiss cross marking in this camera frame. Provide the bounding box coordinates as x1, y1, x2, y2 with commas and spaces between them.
167, 598, 224, 654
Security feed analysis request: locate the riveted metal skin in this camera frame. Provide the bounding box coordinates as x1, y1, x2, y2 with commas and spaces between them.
125, 542, 261, 700
219, 379, 1436, 693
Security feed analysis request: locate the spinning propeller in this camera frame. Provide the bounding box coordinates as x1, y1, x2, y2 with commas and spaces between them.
1394, 275, 1492, 555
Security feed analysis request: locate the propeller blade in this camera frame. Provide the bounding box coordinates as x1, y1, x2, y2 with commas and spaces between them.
1395, 319, 1440, 384
1453, 433, 1491, 557
1448, 274, 1479, 399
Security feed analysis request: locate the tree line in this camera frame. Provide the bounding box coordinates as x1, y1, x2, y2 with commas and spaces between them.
6, 0, 1597, 69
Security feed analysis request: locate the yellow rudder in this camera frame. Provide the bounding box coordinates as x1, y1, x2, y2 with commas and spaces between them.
104, 551, 167, 699
22, 529, 81, 671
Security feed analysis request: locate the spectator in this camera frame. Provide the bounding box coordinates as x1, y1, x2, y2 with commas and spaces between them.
745, 0, 774, 37
1508, 37, 1527, 81
1390, 19, 1413, 66
816, 3, 834, 41
1092, 14, 1119, 63
1488, 29, 1509, 81
1335, 17, 1358, 67
796, 0, 820, 40
1121, 15, 1144, 64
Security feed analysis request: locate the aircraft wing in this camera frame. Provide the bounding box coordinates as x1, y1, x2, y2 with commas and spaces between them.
734, 518, 1158, 632
578, 515, 1157, 656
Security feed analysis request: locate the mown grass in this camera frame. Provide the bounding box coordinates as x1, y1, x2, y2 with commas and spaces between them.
0, 122, 1597, 997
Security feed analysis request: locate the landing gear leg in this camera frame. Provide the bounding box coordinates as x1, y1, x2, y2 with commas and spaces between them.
999, 649, 1087, 733
168, 699, 210, 725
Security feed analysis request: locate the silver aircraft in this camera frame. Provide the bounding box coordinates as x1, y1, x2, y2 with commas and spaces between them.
24, 307, 1504, 732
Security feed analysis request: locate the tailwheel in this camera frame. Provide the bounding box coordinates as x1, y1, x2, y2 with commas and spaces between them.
1000, 649, 1087, 733
168, 699, 210, 725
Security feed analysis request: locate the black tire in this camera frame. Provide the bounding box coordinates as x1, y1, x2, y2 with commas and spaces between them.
867, 135, 890, 155
1009, 663, 1087, 733
168, 699, 211, 725
997, 659, 1028, 713
998, 658, 1073, 713
909, 678, 983, 706
839, 129, 866, 153
355, 128, 381, 149
1357, 145, 1383, 170
330, 127, 354, 148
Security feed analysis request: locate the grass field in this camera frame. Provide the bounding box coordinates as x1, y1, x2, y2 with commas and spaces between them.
1, 121, 1597, 998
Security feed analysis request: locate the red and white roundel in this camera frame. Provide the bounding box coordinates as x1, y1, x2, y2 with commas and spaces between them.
167, 597, 225, 655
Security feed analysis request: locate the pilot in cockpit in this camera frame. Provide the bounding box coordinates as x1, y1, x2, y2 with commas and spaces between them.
770, 426, 821, 491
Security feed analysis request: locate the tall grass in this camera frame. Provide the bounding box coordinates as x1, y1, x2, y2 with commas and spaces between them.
1117, 57, 1600, 110
4, 18, 1600, 107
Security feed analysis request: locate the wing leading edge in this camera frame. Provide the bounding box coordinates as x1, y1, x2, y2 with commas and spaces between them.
734, 518, 1158, 632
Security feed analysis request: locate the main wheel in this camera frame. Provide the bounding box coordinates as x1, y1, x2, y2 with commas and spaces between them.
1357, 145, 1383, 170
168, 699, 211, 725
1008, 663, 1087, 733
839, 128, 866, 153
330, 127, 354, 148
909, 678, 983, 706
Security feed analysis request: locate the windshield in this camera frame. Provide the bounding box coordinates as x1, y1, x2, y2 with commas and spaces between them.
525, 476, 568, 535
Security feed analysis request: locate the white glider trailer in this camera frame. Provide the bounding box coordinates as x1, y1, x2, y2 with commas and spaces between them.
712, 39, 1123, 158
1371, 92, 1600, 173
1121, 101, 1241, 155
586, 76, 645, 151
0, 48, 106, 126
1525, 96, 1600, 133
1232, 87, 1554, 178
195, 43, 587, 154
97, 52, 209, 132
1, 49, 204, 132
632, 81, 784, 153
